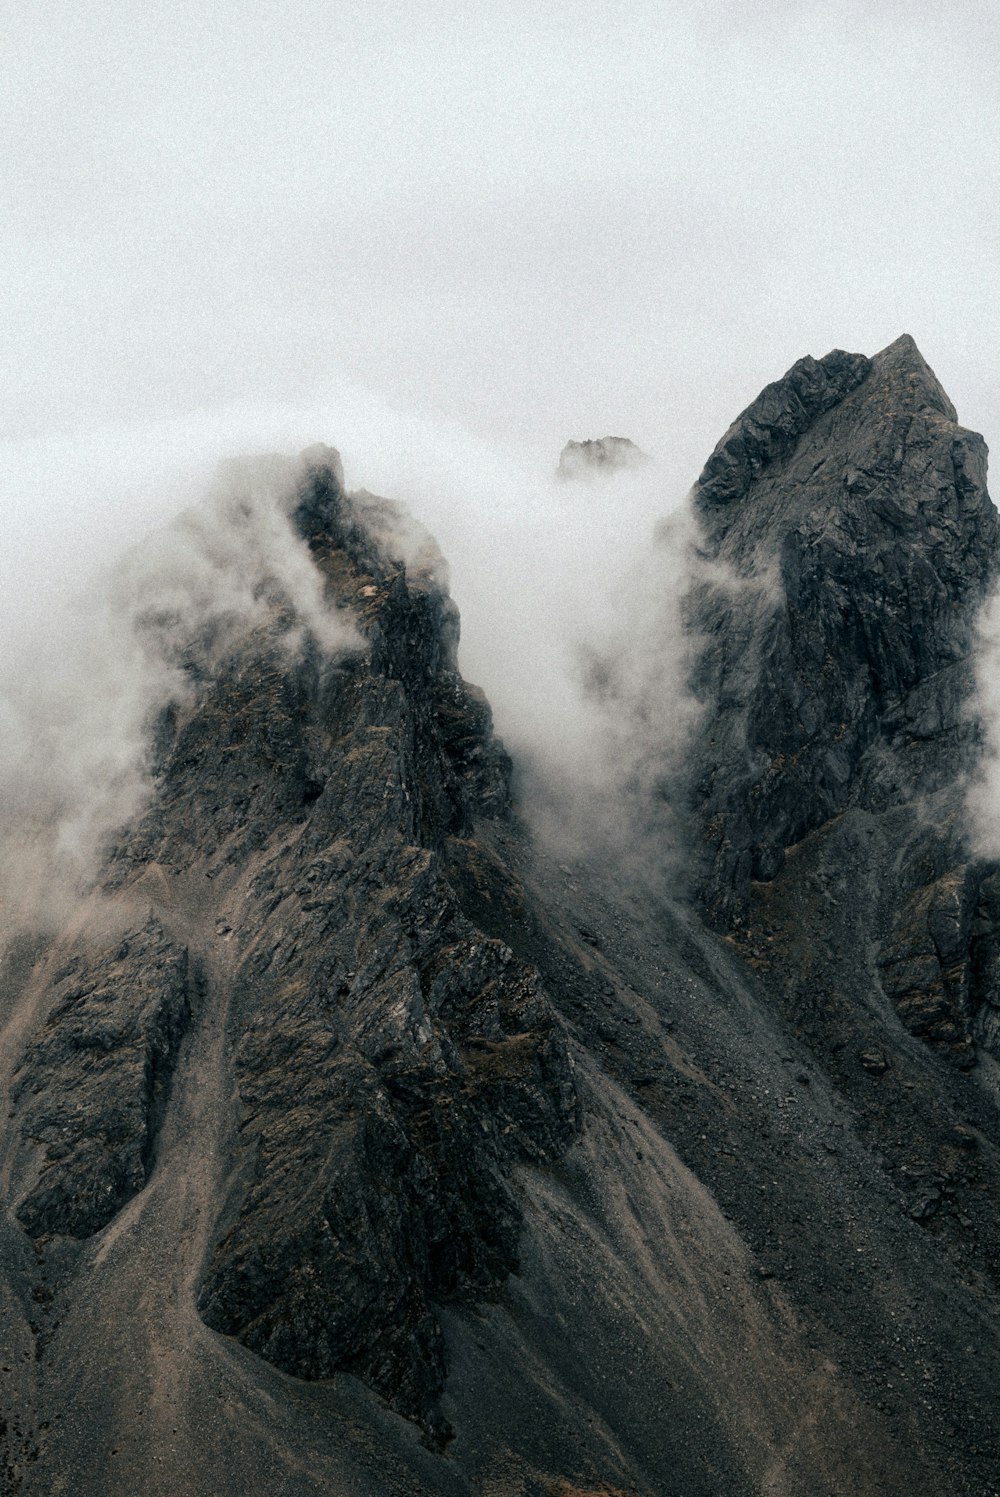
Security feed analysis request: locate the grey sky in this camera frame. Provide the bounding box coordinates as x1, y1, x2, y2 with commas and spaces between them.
5, 0, 998, 452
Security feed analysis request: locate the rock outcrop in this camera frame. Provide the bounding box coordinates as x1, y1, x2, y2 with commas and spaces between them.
557, 434, 648, 479
685, 335, 1000, 1066
13, 919, 192, 1238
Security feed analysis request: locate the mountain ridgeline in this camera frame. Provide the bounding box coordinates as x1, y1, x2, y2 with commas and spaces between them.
2, 340, 1000, 1497
685, 336, 1000, 1064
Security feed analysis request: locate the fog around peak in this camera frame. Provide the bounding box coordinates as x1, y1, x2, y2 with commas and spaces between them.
0, 386, 711, 920
4, 2, 1000, 908
0, 449, 363, 926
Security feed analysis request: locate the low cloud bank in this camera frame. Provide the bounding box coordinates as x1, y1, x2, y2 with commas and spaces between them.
0, 452, 360, 928
969, 593, 1000, 858
0, 391, 706, 930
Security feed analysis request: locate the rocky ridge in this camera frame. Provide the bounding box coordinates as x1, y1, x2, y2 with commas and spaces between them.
1, 348, 1000, 1496
676, 335, 1000, 1384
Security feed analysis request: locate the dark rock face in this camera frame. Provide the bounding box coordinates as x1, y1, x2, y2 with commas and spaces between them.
557, 434, 648, 479
674, 338, 1000, 1404
694, 348, 872, 545
199, 906, 574, 1439
685, 334, 1000, 1062
13, 919, 191, 1238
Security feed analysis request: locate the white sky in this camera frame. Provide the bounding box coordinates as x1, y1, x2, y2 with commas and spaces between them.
5, 0, 999, 452
2, 1, 999, 697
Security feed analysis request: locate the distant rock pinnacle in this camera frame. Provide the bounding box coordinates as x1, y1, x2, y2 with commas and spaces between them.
557, 434, 648, 479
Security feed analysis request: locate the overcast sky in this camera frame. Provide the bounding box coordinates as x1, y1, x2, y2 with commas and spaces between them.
3, 0, 999, 659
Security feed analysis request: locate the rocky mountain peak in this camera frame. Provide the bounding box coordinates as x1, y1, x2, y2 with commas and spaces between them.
868, 332, 958, 422
694, 347, 871, 545
684, 335, 1000, 1067
297, 441, 346, 491
695, 336, 969, 558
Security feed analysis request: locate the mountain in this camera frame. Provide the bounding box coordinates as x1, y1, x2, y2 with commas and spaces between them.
2, 344, 1000, 1497
556, 435, 649, 479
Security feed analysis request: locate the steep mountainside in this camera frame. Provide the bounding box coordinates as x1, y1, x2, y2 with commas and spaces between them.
682, 335, 1000, 1298
2, 345, 1000, 1497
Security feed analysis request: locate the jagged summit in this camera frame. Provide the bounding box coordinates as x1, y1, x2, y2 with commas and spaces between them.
694, 334, 964, 553
694, 347, 870, 536
297, 441, 345, 488
684, 333, 1000, 1072
687, 333, 997, 922
9, 455, 572, 1445
869, 332, 958, 421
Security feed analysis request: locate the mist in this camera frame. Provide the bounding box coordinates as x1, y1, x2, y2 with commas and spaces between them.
0, 447, 369, 925
968, 593, 1000, 858
0, 393, 708, 924
4, 4, 1000, 909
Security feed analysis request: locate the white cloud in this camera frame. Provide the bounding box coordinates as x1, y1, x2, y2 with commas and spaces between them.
0, 448, 361, 927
